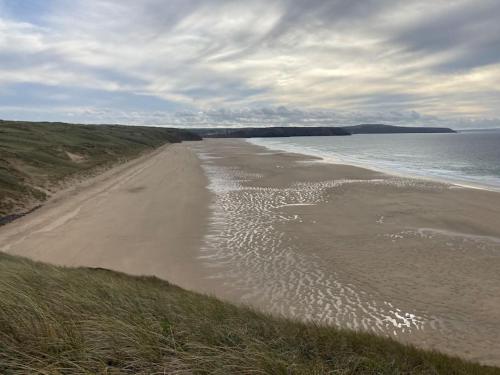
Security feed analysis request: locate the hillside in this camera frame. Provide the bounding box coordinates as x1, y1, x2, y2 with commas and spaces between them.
0, 120, 200, 220
0, 252, 497, 374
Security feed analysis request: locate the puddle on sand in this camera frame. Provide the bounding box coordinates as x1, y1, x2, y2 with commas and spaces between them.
197, 152, 442, 336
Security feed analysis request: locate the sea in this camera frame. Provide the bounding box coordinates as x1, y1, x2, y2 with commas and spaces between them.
247, 129, 500, 191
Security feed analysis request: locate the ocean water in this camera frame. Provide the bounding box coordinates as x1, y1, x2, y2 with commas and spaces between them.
248, 129, 500, 191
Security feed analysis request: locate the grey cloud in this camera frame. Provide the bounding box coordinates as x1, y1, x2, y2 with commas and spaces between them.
1, 0, 500, 125
392, 0, 500, 71
267, 0, 397, 37
149, 106, 445, 128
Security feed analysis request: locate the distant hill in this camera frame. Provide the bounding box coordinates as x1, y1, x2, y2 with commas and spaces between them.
190, 124, 455, 138
343, 124, 456, 134
191, 126, 350, 138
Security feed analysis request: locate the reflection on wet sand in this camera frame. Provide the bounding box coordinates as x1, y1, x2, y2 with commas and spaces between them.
199, 154, 436, 335
190, 139, 500, 365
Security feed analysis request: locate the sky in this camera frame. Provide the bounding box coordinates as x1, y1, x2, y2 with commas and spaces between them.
0, 0, 500, 128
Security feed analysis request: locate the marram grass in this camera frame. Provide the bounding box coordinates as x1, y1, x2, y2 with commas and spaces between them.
0, 253, 498, 374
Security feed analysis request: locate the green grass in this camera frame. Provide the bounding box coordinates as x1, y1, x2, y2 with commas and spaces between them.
0, 120, 199, 217
0, 253, 498, 374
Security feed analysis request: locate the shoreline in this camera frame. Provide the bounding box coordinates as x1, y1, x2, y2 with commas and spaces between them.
246, 137, 500, 193
190, 139, 500, 366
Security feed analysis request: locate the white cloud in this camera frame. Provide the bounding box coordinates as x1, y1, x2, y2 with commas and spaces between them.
0, 0, 499, 127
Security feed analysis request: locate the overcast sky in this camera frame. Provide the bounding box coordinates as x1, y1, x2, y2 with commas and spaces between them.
1, 0, 499, 128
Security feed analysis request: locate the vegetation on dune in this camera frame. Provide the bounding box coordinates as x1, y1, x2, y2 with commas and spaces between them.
0, 120, 200, 218
0, 253, 497, 374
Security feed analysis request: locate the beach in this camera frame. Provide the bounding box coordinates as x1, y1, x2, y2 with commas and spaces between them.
0, 143, 211, 291
191, 139, 500, 365
1, 139, 500, 365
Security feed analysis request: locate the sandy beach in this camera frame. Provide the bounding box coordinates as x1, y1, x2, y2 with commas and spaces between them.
191, 139, 500, 366
0, 143, 211, 291
2, 138, 500, 365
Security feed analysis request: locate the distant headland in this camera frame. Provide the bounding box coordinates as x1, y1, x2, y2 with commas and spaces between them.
191, 124, 456, 138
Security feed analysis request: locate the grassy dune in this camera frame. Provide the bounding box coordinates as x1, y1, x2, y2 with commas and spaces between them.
0, 120, 199, 218
0, 253, 498, 374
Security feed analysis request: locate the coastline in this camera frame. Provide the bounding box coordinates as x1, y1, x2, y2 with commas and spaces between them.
189, 138, 500, 366
246, 136, 500, 193
1, 138, 500, 365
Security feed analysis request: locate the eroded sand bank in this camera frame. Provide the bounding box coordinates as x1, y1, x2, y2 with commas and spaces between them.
190, 139, 500, 366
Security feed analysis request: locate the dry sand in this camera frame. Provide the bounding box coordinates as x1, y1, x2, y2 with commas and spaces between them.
2, 138, 500, 365
0, 143, 211, 291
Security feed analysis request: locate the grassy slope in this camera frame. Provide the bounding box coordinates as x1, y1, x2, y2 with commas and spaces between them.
0, 120, 199, 217
0, 253, 498, 374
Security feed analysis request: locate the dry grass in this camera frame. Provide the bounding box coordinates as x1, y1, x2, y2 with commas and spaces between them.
0, 253, 498, 374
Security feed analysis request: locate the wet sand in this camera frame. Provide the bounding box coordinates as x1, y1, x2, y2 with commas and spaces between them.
2, 138, 500, 365
0, 143, 211, 291
190, 139, 500, 366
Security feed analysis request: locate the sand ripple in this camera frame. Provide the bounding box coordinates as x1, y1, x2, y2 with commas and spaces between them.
198, 155, 441, 336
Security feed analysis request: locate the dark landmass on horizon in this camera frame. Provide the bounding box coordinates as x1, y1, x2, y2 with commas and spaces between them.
343, 124, 456, 134
191, 124, 456, 138
191, 126, 350, 138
